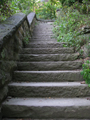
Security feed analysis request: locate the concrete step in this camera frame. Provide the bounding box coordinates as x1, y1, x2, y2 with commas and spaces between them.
21, 48, 74, 54
13, 70, 83, 82
25, 42, 66, 48
19, 53, 79, 62
8, 82, 90, 98
2, 97, 90, 118
17, 61, 82, 71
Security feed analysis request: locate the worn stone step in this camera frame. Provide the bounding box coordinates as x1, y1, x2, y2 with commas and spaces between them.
32, 34, 54, 37
30, 38, 57, 44
31, 37, 54, 40
33, 31, 53, 33
30, 40, 56, 43
32, 34, 54, 36
30, 39, 56, 42
2, 97, 90, 118
25, 42, 66, 48
21, 48, 74, 54
8, 82, 90, 98
19, 53, 79, 62
13, 70, 83, 82
2, 118, 90, 120
17, 61, 82, 71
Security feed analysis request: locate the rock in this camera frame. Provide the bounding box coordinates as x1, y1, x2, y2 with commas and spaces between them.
83, 43, 90, 58
0, 86, 8, 103
80, 25, 90, 34
0, 72, 11, 87
0, 107, 2, 120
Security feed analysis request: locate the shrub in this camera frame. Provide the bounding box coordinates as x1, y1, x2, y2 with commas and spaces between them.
53, 2, 90, 51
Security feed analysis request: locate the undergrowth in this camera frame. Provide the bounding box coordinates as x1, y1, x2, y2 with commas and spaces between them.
53, 1, 90, 51
81, 60, 90, 87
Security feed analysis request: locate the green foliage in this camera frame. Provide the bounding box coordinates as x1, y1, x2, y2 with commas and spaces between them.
0, 0, 12, 21
10, 0, 37, 14
81, 60, 90, 87
24, 31, 31, 44
59, 0, 83, 6
36, 0, 60, 19
0, 0, 38, 21
79, 49, 84, 58
0, 0, 60, 21
53, 1, 90, 51
1, 49, 5, 59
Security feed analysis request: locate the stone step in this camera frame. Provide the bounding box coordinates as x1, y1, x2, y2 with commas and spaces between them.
19, 53, 79, 62
17, 61, 82, 71
13, 70, 83, 82
21, 48, 74, 54
29, 40, 56, 43
2, 97, 90, 118
32, 34, 54, 37
2, 118, 90, 120
32, 34, 54, 36
8, 82, 90, 98
25, 42, 66, 48
31, 37, 54, 40
33, 29, 53, 31
33, 32, 53, 34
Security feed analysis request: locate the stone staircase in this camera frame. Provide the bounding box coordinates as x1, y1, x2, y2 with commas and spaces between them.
2, 21, 90, 119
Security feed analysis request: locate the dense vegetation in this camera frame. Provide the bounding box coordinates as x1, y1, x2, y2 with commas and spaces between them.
0, 0, 60, 21
53, 0, 90, 50
0, 0, 38, 21
53, 0, 90, 86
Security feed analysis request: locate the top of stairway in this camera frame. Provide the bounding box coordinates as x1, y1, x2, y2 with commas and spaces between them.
30, 21, 56, 43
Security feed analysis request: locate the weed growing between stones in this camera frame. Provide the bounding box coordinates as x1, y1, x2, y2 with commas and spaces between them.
81, 60, 90, 87
1, 49, 5, 59
24, 31, 31, 44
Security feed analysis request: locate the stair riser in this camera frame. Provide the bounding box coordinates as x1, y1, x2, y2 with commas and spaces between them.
20, 54, 79, 62
14, 71, 83, 82
21, 48, 74, 54
2, 105, 90, 118
17, 61, 82, 71
30, 40, 56, 43
8, 85, 90, 98
32, 34, 54, 36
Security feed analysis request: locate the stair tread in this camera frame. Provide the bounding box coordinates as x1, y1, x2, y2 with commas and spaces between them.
3, 97, 90, 106
9, 82, 86, 87
21, 47, 74, 54
17, 61, 82, 63
20, 53, 78, 55
15, 70, 82, 73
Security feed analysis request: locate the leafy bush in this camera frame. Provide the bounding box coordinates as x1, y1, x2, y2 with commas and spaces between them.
53, 1, 90, 51
0, 0, 12, 21
59, 0, 82, 6
0, 0, 38, 21
36, 0, 61, 19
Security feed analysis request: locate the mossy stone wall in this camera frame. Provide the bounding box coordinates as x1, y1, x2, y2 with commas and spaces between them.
0, 12, 36, 119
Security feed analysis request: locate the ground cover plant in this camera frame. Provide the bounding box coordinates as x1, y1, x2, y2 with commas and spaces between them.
53, 0, 90, 51
53, 0, 90, 86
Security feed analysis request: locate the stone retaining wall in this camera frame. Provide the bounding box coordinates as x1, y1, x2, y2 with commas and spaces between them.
0, 12, 36, 119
